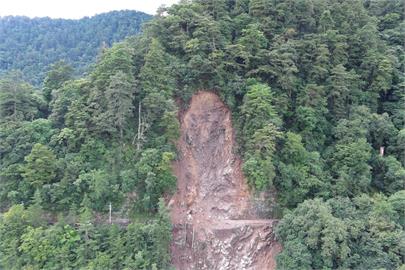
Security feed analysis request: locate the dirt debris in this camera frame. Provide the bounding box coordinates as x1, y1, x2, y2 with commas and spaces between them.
170, 91, 280, 270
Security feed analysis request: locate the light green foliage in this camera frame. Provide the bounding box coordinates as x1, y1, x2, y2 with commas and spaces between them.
0, 119, 55, 170
243, 123, 281, 189
249, 0, 272, 18
238, 23, 268, 67
247, 123, 281, 157
267, 41, 299, 115
243, 157, 274, 190
395, 129, 405, 165
0, 205, 29, 269
19, 226, 54, 268
327, 109, 376, 197
153, 198, 173, 267
241, 82, 281, 137
388, 190, 405, 228
26, 189, 46, 227
333, 106, 372, 143
276, 239, 312, 269
241, 82, 282, 190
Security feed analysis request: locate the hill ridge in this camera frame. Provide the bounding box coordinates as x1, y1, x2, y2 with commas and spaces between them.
0, 10, 151, 84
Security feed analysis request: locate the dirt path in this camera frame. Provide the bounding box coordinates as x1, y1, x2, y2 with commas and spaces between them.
170, 91, 280, 270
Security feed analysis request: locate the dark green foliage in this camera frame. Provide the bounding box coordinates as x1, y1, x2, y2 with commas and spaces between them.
132, 150, 176, 213
371, 155, 405, 194
329, 138, 372, 196
1, 23, 177, 267
276, 195, 405, 269
276, 199, 350, 269
43, 61, 74, 103
105, 71, 135, 140
0, 202, 172, 269
275, 132, 327, 208
139, 38, 177, 129
327, 64, 360, 121
0, 70, 45, 122
0, 119, 56, 206
0, 11, 151, 85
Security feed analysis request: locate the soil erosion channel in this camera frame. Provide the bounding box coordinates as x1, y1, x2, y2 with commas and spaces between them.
170, 91, 280, 270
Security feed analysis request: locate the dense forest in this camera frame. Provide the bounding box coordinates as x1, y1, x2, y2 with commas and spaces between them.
0, 0, 404, 269
0, 10, 151, 85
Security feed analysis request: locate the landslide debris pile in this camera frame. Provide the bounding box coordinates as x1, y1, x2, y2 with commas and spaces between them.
170, 91, 280, 270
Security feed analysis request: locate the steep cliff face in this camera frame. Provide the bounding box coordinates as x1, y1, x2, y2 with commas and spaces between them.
170, 91, 280, 270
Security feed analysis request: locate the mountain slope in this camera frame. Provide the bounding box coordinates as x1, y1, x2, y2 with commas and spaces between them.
0, 10, 151, 84
0, 0, 404, 269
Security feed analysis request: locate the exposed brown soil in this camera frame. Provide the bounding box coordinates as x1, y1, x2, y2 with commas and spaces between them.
169, 91, 281, 270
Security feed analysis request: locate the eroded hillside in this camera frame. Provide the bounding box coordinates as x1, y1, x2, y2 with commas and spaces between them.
169, 91, 280, 270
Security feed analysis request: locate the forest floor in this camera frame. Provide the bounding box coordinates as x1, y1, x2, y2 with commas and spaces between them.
169, 91, 281, 270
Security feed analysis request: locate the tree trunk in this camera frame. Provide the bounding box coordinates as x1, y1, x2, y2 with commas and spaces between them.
137, 101, 141, 151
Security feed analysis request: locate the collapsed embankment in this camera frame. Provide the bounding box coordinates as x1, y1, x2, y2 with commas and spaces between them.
169, 91, 280, 270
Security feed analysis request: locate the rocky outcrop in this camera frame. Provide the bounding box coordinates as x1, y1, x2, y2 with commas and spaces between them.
172, 220, 281, 270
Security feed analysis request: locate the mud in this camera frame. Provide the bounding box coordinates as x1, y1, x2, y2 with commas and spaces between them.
170, 91, 280, 270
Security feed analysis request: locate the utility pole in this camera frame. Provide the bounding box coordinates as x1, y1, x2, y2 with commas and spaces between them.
109, 202, 112, 224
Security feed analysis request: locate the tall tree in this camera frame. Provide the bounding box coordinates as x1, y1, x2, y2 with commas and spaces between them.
105, 71, 135, 141
327, 64, 359, 121
276, 132, 327, 207
42, 61, 73, 103
240, 82, 281, 140
21, 143, 58, 190
329, 138, 372, 197
139, 38, 175, 118
0, 71, 43, 122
